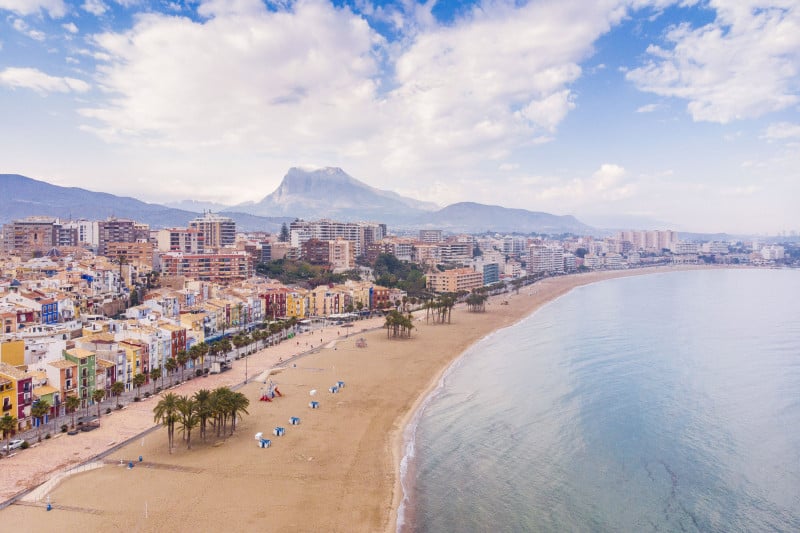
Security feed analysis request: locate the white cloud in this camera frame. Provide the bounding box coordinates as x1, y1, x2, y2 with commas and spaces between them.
82, 0, 108, 16
62, 22, 79, 34
762, 122, 800, 140
535, 163, 635, 204
80, 1, 381, 151
636, 103, 660, 113
626, 1, 800, 123
12, 18, 47, 41
592, 163, 627, 189
0, 67, 91, 95
499, 163, 519, 171
197, 0, 266, 17
0, 0, 66, 17
72, 0, 720, 202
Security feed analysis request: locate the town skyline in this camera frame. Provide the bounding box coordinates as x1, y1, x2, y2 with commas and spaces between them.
1, 0, 798, 235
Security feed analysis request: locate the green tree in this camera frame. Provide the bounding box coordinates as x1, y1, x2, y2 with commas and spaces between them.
165, 358, 178, 384
176, 396, 199, 449
279, 222, 290, 243
466, 293, 488, 312
1, 413, 18, 457
111, 381, 125, 408
228, 391, 249, 434
92, 388, 105, 418
65, 395, 81, 428
193, 389, 213, 441
31, 399, 50, 441
133, 373, 146, 398
177, 350, 189, 381
153, 393, 179, 453
150, 367, 162, 393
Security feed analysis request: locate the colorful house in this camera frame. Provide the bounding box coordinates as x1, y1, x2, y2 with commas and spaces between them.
0, 362, 33, 430
63, 348, 97, 408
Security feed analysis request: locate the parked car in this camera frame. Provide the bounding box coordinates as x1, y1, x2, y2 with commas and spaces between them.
2, 439, 24, 453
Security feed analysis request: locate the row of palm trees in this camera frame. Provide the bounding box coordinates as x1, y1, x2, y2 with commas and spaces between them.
423, 293, 458, 324
2, 319, 300, 453
0, 387, 113, 453
125, 318, 301, 399
152, 387, 250, 452
384, 310, 415, 338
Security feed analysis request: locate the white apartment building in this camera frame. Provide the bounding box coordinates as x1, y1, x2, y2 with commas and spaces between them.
528, 245, 565, 274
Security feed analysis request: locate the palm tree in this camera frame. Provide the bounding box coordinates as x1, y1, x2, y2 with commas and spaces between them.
188, 345, 201, 373
111, 381, 125, 408
208, 342, 221, 367
31, 399, 50, 441
165, 358, 178, 385
153, 393, 179, 453
1, 413, 18, 457
133, 372, 146, 399
193, 389, 212, 441
150, 367, 162, 393
210, 387, 231, 437
176, 396, 199, 449
92, 389, 105, 418
65, 395, 81, 427
219, 338, 232, 364
228, 391, 249, 435
177, 350, 189, 381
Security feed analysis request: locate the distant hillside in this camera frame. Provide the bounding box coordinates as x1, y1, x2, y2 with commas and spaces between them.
163, 199, 233, 213
227, 167, 439, 223
0, 174, 288, 232
1, 172, 596, 235
415, 202, 593, 235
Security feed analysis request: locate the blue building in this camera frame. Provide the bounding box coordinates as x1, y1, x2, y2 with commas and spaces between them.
482, 263, 500, 285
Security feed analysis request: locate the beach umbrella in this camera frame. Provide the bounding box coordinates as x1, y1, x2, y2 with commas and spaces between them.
310, 389, 317, 396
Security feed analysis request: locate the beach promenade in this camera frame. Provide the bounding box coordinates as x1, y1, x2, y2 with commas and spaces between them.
0, 270, 670, 531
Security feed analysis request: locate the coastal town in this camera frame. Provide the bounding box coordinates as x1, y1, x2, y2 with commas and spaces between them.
2, 211, 796, 454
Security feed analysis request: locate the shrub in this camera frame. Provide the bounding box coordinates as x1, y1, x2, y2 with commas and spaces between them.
134, 396, 141, 402
195, 369, 203, 377
20, 441, 30, 449
156, 386, 162, 393
45, 433, 51, 440
61, 424, 68, 433
144, 392, 151, 398
203, 368, 209, 375
105, 407, 112, 414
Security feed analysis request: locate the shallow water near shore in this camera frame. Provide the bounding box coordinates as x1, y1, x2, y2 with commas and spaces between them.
401, 269, 800, 532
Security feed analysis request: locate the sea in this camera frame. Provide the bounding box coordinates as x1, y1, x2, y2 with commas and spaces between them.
398, 268, 800, 532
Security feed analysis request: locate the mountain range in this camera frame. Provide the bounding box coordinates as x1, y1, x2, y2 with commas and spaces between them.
1, 169, 594, 235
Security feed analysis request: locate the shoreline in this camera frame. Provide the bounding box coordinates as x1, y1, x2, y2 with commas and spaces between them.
0, 266, 724, 530
387, 265, 726, 532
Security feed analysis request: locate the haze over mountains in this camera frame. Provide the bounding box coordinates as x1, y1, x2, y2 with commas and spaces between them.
1, 168, 594, 234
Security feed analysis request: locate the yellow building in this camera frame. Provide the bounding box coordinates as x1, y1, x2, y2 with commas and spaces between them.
426, 267, 483, 294
0, 339, 25, 366
286, 290, 309, 319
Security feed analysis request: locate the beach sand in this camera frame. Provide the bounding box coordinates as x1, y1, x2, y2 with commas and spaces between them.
0, 269, 681, 531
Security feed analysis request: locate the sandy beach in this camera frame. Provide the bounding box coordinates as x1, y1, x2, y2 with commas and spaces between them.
0, 269, 683, 531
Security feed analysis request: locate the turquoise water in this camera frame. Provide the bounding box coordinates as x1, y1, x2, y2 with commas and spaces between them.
399, 269, 800, 532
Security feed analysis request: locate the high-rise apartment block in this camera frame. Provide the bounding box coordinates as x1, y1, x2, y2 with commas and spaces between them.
97, 217, 149, 256
188, 213, 236, 250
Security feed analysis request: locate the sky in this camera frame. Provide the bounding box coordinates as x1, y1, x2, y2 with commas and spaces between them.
0, 0, 798, 235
